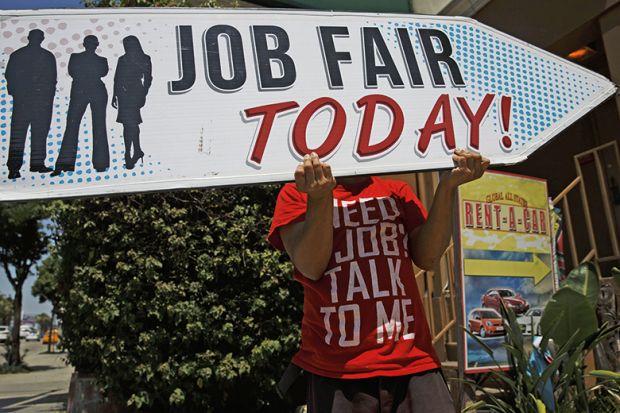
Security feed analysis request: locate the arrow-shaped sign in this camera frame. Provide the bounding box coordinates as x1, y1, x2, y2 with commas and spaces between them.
0, 9, 616, 200
464, 254, 550, 284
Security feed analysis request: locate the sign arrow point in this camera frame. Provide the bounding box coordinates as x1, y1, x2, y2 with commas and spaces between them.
464, 254, 550, 285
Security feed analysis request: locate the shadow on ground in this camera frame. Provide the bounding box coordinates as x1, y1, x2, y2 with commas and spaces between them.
25, 365, 65, 373
0, 390, 67, 412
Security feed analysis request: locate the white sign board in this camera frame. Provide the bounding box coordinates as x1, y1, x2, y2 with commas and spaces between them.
0, 8, 615, 200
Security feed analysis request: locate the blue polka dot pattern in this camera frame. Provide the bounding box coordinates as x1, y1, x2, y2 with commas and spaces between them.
0, 14, 616, 199
0, 17, 162, 192
374, 19, 613, 151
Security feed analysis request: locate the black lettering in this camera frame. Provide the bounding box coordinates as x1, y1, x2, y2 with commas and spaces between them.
362, 27, 404, 89
396, 28, 423, 87
318, 26, 351, 89
203, 25, 246, 92
417, 28, 465, 87
168, 25, 195, 94
251, 25, 296, 90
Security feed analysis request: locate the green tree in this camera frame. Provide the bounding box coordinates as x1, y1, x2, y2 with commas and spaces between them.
0, 203, 48, 365
35, 313, 52, 334
33, 255, 61, 352
83, 0, 217, 7
33, 253, 60, 308
0, 293, 12, 325
52, 188, 301, 412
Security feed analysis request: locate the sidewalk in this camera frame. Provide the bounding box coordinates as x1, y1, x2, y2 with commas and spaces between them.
0, 341, 72, 413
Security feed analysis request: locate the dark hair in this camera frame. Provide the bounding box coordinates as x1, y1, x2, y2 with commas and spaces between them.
84, 35, 99, 48
122, 35, 146, 58
27, 29, 44, 43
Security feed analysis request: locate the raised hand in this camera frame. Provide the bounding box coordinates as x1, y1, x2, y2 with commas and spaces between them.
294, 152, 336, 199
442, 149, 490, 189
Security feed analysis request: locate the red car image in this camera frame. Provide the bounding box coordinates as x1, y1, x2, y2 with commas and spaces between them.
468, 308, 506, 338
481, 288, 530, 315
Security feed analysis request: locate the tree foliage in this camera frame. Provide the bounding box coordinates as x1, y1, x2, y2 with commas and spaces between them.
33, 252, 61, 307
35, 313, 52, 333
0, 203, 48, 365
51, 187, 302, 412
83, 0, 219, 8
0, 294, 12, 326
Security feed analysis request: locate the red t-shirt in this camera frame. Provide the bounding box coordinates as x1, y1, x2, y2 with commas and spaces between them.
268, 176, 441, 379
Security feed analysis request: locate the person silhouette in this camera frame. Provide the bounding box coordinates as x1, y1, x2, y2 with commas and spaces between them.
52, 35, 109, 176
5, 29, 57, 179
112, 35, 152, 169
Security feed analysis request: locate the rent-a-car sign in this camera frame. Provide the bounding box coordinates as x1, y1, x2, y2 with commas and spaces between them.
457, 171, 556, 373
0, 9, 616, 200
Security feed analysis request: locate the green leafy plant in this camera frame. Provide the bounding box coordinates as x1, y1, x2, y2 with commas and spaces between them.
462, 262, 620, 413
462, 308, 619, 412
559, 262, 599, 309
51, 187, 302, 412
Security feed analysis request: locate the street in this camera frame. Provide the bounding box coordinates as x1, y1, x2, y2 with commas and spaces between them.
0, 341, 72, 413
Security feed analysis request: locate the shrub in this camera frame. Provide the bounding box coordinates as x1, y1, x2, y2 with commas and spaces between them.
51, 187, 302, 412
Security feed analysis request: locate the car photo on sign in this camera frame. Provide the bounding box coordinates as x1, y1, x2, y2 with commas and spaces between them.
516, 307, 544, 336
467, 308, 506, 338
481, 287, 530, 315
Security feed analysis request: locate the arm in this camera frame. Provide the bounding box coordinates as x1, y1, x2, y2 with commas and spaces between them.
143, 57, 153, 91
5, 55, 14, 95
68, 55, 76, 79
112, 60, 121, 108
101, 57, 109, 78
50, 54, 57, 89
410, 149, 490, 270
279, 153, 336, 281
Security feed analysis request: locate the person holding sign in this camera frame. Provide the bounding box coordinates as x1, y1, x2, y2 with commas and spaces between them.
269, 150, 489, 412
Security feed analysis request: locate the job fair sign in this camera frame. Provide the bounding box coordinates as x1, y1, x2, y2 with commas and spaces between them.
0, 9, 616, 200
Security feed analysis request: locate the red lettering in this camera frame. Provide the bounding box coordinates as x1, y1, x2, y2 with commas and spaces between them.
494, 205, 502, 230
416, 94, 455, 155
540, 211, 547, 234
292, 97, 346, 158
456, 93, 495, 150
523, 209, 531, 232
465, 201, 473, 227
475, 202, 482, 228
532, 209, 539, 233
484, 204, 492, 229
355, 94, 404, 157
244, 101, 299, 165
509, 206, 516, 231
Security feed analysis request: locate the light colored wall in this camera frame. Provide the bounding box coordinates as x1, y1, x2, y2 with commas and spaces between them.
410, 0, 452, 14
473, 0, 619, 49
600, 4, 620, 119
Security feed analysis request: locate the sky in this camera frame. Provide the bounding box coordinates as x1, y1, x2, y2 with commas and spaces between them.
0, 275, 51, 317
0, 0, 84, 9
0, 0, 83, 316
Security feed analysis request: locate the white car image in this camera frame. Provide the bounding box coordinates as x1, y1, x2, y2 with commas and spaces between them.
517, 307, 544, 336
25, 328, 39, 341
0, 325, 9, 341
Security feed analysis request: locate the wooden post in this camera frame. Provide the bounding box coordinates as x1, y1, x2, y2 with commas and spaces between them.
562, 195, 579, 269
574, 157, 599, 266
594, 150, 620, 257
452, 192, 467, 410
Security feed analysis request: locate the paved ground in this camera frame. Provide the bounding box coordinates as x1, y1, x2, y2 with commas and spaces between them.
0, 341, 72, 413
